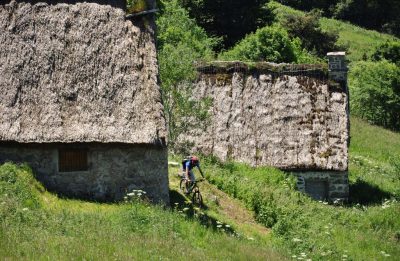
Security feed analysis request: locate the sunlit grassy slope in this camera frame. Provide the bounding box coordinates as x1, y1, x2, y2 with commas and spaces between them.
269, 1, 399, 62
198, 117, 400, 260
1, 117, 398, 260
0, 163, 284, 260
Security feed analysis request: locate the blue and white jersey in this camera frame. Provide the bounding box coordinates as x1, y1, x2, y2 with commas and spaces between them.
182, 160, 199, 171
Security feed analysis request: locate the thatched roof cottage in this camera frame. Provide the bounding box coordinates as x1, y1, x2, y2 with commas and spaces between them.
0, 0, 169, 203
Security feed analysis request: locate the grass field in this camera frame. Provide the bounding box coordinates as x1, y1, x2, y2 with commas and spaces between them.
0, 163, 284, 260
269, 1, 399, 62
200, 117, 400, 260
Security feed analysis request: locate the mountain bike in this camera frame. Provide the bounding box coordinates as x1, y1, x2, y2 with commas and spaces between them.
179, 177, 204, 208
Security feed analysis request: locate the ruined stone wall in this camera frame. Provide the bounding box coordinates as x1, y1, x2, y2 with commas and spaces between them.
0, 143, 169, 204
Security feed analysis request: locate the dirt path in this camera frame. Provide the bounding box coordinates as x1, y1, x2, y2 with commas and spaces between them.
168, 164, 269, 239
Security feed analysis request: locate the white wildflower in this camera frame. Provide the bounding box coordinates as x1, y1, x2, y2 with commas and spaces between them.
22, 208, 28, 211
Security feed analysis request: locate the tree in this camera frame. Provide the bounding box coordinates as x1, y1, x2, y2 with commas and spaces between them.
349, 61, 400, 131
371, 40, 400, 66
157, 0, 218, 151
179, 0, 274, 49
219, 25, 317, 63
282, 10, 343, 57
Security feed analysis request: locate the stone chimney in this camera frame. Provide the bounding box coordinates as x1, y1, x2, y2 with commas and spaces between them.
327, 52, 347, 82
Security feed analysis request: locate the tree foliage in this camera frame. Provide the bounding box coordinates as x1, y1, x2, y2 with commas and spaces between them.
371, 40, 400, 66
219, 25, 318, 63
282, 10, 343, 57
157, 0, 217, 150
179, 0, 274, 49
349, 61, 400, 131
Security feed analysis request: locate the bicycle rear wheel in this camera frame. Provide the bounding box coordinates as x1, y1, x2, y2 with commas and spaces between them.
192, 190, 203, 208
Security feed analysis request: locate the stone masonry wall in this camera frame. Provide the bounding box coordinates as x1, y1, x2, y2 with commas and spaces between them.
0, 143, 169, 204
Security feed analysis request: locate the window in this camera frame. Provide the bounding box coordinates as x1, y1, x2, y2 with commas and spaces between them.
58, 149, 88, 172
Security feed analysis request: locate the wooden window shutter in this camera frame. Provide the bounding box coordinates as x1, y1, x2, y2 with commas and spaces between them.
58, 149, 88, 172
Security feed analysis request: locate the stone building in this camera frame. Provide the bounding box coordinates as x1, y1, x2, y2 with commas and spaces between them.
185, 53, 349, 201
0, 0, 169, 203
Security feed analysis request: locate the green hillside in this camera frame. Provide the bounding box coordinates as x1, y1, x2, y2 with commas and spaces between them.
200, 117, 400, 260
269, 1, 399, 62
0, 163, 284, 260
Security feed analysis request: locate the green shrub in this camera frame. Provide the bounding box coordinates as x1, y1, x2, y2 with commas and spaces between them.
349, 60, 400, 131
371, 40, 400, 65
282, 10, 344, 57
220, 25, 302, 63
179, 0, 274, 49
219, 25, 320, 63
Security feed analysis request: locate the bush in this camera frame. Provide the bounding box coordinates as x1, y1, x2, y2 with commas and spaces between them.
371, 40, 400, 66
282, 10, 344, 57
219, 25, 315, 63
179, 0, 274, 49
349, 60, 400, 131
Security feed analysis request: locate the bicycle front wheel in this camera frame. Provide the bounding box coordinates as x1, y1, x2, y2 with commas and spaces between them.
192, 191, 203, 208
179, 179, 186, 193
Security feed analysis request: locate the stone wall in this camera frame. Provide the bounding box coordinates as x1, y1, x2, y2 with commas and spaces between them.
0, 143, 169, 204
293, 171, 348, 201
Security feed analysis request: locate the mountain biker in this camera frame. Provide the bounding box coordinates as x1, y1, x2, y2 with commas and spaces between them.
182, 156, 204, 193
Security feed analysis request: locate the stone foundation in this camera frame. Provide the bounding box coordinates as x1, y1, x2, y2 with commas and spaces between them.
0, 143, 170, 204
293, 171, 348, 201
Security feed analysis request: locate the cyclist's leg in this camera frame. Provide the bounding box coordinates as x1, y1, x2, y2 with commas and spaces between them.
188, 171, 196, 192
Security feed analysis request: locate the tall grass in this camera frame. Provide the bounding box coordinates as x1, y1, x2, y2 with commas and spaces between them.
0, 163, 282, 260
202, 117, 400, 260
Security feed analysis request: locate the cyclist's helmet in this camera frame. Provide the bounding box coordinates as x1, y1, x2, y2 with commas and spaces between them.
191, 156, 199, 165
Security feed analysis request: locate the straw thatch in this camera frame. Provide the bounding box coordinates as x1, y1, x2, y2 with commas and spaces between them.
0, 1, 166, 145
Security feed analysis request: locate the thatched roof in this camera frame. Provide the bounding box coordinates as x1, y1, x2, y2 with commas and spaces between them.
0, 1, 167, 145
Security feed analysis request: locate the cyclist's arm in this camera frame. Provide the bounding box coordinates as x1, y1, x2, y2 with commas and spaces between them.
197, 165, 205, 179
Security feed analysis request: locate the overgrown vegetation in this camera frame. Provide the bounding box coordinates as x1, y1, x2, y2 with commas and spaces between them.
282, 10, 344, 57
371, 40, 400, 66
349, 61, 400, 131
179, 0, 273, 49
219, 25, 318, 63
156, 0, 217, 150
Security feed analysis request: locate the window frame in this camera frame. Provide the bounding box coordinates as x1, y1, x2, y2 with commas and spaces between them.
58, 148, 89, 172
